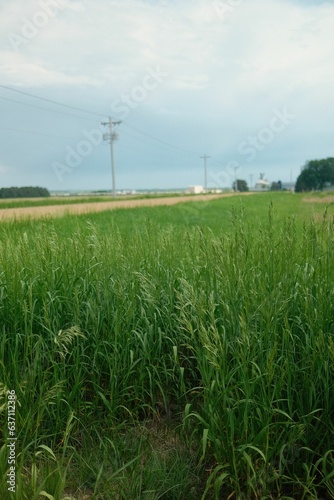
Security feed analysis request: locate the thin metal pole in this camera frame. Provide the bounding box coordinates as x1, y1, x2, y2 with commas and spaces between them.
109, 118, 116, 197
101, 117, 121, 197
233, 165, 239, 191
200, 154, 211, 191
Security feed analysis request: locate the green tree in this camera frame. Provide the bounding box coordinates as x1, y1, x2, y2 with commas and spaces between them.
0, 186, 50, 198
232, 179, 249, 192
271, 180, 282, 191
295, 158, 334, 192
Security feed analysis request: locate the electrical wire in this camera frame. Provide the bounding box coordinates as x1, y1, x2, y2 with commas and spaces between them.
120, 125, 195, 156
0, 95, 101, 123
122, 121, 199, 156
0, 85, 206, 158
0, 84, 105, 118
0, 125, 76, 140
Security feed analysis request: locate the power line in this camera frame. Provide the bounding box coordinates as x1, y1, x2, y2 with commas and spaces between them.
120, 124, 194, 155
0, 84, 105, 118
200, 154, 211, 190
0, 87, 198, 155
232, 164, 239, 192
0, 85, 206, 159
122, 121, 199, 155
0, 94, 100, 123
118, 128, 185, 161
101, 117, 121, 197
0, 125, 76, 140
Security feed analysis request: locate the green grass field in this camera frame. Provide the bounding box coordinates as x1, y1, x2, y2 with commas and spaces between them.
1, 192, 334, 499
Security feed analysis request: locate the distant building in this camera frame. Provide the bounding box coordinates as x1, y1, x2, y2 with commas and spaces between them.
207, 188, 223, 194
253, 178, 270, 191
187, 185, 204, 194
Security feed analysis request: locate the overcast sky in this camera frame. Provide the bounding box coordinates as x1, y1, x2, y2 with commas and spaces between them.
0, 0, 333, 191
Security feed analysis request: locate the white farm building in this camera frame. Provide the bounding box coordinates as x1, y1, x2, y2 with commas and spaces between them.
253, 178, 270, 191
187, 185, 204, 194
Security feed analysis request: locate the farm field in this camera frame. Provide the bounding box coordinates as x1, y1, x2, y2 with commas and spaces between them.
1, 191, 334, 499
0, 193, 241, 221
0, 193, 188, 211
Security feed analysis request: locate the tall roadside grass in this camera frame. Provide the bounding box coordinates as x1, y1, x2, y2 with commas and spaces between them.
0, 204, 334, 498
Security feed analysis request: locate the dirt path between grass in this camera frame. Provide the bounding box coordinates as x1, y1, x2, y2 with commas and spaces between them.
0, 193, 255, 221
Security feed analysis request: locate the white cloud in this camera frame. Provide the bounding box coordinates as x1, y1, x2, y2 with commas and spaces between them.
171, 75, 210, 91
2, 0, 334, 94
0, 51, 101, 87
0, 0, 334, 189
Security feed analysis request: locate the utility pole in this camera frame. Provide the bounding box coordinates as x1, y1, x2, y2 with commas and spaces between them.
200, 154, 211, 191
101, 117, 121, 197
232, 165, 239, 191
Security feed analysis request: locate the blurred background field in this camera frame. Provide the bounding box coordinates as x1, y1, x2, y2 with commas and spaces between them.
1, 191, 334, 235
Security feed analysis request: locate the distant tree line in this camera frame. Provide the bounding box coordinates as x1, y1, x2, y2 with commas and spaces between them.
295, 158, 334, 192
271, 180, 282, 191
232, 179, 249, 192
0, 186, 50, 198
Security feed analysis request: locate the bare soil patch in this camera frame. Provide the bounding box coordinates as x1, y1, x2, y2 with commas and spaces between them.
0, 193, 254, 221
